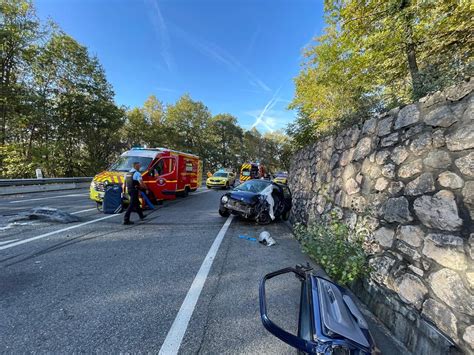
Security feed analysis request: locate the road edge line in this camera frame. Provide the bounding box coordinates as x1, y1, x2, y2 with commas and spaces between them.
159, 215, 234, 355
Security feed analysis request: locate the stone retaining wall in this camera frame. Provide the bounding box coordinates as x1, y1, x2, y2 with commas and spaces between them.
288, 79, 473, 354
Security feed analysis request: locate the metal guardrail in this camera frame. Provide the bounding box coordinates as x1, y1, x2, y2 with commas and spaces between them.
0, 177, 93, 187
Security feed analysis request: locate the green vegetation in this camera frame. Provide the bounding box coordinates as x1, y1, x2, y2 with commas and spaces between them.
294, 218, 368, 285
289, 0, 473, 145
0, 0, 292, 178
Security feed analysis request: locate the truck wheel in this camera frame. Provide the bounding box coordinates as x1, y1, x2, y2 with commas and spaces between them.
219, 208, 230, 217
183, 186, 190, 197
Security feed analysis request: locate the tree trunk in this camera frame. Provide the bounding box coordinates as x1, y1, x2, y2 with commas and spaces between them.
400, 0, 422, 98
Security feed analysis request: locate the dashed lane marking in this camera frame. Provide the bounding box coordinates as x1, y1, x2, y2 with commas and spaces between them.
0, 214, 119, 251
0, 239, 19, 246
8, 194, 88, 204
71, 208, 97, 215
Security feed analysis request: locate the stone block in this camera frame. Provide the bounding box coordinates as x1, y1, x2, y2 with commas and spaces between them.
369, 255, 396, 286
446, 123, 474, 151
422, 233, 467, 271
391, 146, 409, 165
414, 190, 462, 231
409, 132, 432, 156
455, 152, 474, 177
382, 197, 413, 223
398, 159, 423, 179
362, 117, 377, 135
397, 225, 424, 248
353, 137, 373, 161
344, 178, 360, 195
381, 132, 399, 147
377, 116, 393, 136
422, 299, 458, 342
432, 129, 446, 148
423, 150, 452, 169
429, 268, 473, 315
405, 173, 435, 196
375, 177, 389, 191
395, 104, 421, 129
438, 171, 464, 189
381, 164, 396, 179
395, 240, 421, 261
375, 150, 391, 165
463, 181, 474, 219
340, 148, 355, 166
388, 181, 404, 195
373, 227, 395, 248
424, 105, 457, 127
361, 158, 381, 179
463, 326, 474, 351
445, 79, 474, 101
395, 273, 428, 309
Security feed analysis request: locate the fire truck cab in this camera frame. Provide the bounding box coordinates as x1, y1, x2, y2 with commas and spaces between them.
90, 148, 202, 204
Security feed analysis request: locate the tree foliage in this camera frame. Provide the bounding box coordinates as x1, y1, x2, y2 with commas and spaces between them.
1, 0, 293, 177
289, 0, 473, 145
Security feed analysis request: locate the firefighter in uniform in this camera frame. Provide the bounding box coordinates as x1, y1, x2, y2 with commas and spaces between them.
123, 161, 148, 225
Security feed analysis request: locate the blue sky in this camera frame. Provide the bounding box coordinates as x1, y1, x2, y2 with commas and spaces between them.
35, 0, 325, 133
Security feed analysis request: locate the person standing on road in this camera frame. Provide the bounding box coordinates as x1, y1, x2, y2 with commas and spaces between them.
123, 162, 148, 225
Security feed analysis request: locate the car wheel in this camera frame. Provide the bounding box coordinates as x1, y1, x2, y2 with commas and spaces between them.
219, 208, 230, 217
257, 211, 272, 225
207, 185, 211, 189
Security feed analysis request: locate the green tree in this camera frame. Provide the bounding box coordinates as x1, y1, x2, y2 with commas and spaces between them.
0, 0, 40, 146
290, 0, 473, 142
166, 94, 212, 159
207, 113, 243, 170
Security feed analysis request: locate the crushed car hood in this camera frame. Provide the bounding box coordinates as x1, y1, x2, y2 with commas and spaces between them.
229, 191, 260, 205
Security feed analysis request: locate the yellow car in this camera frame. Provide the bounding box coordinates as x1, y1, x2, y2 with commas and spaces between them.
273, 172, 288, 185
206, 171, 236, 189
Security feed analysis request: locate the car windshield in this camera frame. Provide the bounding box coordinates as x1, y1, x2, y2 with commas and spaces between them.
109, 156, 152, 172
234, 179, 271, 193
213, 172, 228, 177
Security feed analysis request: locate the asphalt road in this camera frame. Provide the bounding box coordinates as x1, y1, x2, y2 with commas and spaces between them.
0, 187, 406, 354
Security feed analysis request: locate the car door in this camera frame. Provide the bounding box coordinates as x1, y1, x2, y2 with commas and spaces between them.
152, 157, 177, 200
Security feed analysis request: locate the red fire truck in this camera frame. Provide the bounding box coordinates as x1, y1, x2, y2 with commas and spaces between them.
90, 147, 202, 204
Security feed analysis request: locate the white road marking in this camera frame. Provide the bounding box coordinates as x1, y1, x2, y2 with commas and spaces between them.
8, 193, 88, 204
159, 215, 234, 355
0, 239, 19, 245
71, 208, 97, 215
0, 214, 119, 251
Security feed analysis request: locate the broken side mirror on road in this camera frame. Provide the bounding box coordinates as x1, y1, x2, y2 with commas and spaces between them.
259, 264, 376, 355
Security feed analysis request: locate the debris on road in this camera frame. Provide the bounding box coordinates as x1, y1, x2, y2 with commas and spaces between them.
10, 207, 80, 224
258, 231, 276, 246
238, 235, 257, 242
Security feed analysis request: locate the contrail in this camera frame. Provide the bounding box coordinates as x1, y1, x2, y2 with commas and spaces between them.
146, 0, 174, 71
172, 24, 271, 92
251, 86, 283, 131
